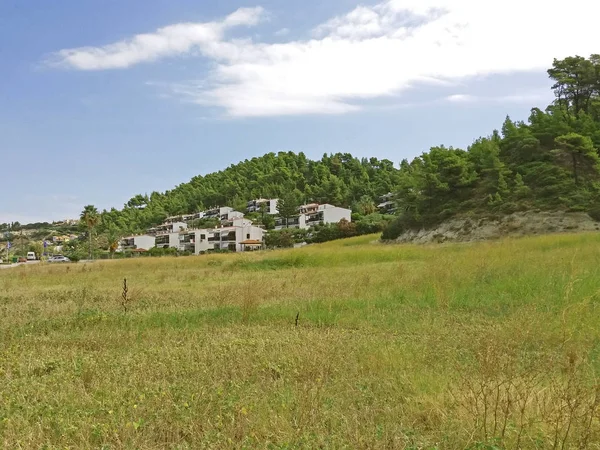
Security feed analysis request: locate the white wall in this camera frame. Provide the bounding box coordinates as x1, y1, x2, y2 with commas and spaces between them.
227, 211, 245, 220
168, 232, 180, 249
321, 205, 352, 224
133, 235, 156, 250
193, 229, 218, 254
171, 222, 187, 232
268, 199, 279, 215
235, 225, 265, 251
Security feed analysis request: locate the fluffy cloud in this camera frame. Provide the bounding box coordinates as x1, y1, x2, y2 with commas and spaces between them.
50, 0, 600, 116
48, 7, 264, 70
445, 90, 550, 105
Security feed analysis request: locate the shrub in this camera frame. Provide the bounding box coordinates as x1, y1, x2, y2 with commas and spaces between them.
588, 206, 600, 222
381, 217, 406, 240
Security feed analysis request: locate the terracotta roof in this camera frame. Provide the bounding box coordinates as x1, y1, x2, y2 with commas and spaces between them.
240, 239, 262, 245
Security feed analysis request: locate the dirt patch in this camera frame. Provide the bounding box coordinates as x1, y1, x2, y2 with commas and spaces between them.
395, 211, 600, 244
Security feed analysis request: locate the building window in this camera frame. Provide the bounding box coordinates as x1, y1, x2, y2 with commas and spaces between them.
200, 234, 206, 240
246, 233, 250, 239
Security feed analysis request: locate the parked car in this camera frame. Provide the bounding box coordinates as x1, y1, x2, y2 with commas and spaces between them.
48, 255, 71, 263
27, 251, 37, 261
17, 257, 27, 263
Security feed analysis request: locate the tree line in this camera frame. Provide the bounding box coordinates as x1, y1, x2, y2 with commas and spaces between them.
382, 54, 600, 239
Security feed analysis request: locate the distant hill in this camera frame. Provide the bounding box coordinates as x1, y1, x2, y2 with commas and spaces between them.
98, 152, 401, 234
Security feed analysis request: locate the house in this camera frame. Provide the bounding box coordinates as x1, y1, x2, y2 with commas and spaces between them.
119, 235, 156, 252
377, 193, 396, 214
275, 203, 352, 230
247, 198, 279, 215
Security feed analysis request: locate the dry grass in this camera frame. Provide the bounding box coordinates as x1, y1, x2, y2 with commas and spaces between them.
2, 233, 600, 448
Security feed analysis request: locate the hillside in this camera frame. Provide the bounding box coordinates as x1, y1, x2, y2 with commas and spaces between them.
5, 55, 600, 248
382, 55, 600, 240
94, 54, 600, 242
98, 152, 401, 235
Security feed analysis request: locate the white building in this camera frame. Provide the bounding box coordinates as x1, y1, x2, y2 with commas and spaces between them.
147, 205, 265, 254
203, 206, 237, 220
149, 221, 187, 235
119, 235, 156, 252
155, 232, 180, 249
178, 223, 265, 254
247, 198, 279, 215
275, 203, 352, 230
275, 215, 307, 230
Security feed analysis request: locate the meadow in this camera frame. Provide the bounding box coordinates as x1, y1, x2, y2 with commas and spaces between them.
2, 233, 600, 449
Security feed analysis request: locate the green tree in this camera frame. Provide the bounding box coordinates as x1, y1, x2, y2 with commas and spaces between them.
356, 195, 377, 215
548, 55, 598, 117
80, 205, 100, 260
553, 133, 600, 185
277, 191, 301, 228
105, 224, 122, 259
261, 213, 276, 230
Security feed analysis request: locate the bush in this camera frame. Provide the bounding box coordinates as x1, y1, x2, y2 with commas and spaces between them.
588, 206, 600, 222
67, 254, 81, 262
148, 247, 177, 257
266, 229, 308, 248
381, 217, 406, 240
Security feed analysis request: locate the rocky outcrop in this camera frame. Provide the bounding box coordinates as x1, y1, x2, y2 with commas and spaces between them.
394, 211, 600, 244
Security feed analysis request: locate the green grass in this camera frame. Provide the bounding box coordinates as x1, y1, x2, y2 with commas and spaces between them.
3, 233, 600, 448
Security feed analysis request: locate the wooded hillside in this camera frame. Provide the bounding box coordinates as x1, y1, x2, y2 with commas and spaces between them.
92, 54, 600, 239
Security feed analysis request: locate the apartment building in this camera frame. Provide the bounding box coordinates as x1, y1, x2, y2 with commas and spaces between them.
119, 235, 156, 252
247, 198, 279, 215
149, 221, 188, 235
155, 231, 180, 249
202, 206, 245, 221
275, 203, 352, 230
178, 223, 265, 254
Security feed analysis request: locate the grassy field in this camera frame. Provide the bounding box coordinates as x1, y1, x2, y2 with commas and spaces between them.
2, 233, 600, 449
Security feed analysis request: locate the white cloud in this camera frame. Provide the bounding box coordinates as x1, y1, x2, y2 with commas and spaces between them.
50, 0, 600, 116
445, 91, 550, 105
48, 7, 265, 70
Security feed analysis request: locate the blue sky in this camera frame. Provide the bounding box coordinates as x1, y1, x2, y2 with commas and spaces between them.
1, 0, 597, 223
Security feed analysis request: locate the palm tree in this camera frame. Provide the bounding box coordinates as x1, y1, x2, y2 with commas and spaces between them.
80, 205, 100, 260
357, 195, 377, 215
106, 225, 121, 259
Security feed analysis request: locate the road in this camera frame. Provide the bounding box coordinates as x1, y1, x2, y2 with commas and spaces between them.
0, 261, 41, 269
